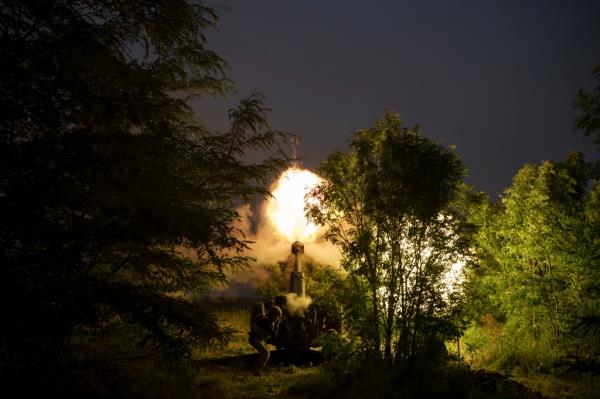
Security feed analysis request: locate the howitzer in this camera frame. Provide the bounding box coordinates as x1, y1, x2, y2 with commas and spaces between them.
260, 241, 342, 358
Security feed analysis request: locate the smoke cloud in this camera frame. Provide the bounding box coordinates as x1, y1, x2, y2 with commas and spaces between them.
236, 204, 341, 266
285, 293, 313, 317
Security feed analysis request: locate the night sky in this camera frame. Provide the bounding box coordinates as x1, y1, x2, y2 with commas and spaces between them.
196, 0, 600, 198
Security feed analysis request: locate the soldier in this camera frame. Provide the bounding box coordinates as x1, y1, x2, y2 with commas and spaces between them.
249, 304, 283, 375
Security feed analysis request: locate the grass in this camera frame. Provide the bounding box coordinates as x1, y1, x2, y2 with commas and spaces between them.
439, 336, 598, 399
194, 359, 321, 399
512, 369, 600, 399
194, 297, 324, 398
202, 298, 257, 358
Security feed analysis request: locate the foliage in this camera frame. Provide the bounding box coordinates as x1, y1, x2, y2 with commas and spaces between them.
306, 263, 347, 310
205, 298, 255, 358
575, 64, 600, 151
33, 320, 213, 398
306, 110, 470, 364
0, 0, 285, 386
256, 258, 347, 308
464, 152, 600, 375
255, 261, 289, 299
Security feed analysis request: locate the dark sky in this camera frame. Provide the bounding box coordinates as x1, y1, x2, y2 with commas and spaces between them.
196, 0, 600, 198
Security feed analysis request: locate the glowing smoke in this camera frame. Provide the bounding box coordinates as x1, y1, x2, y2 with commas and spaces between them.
285, 293, 313, 317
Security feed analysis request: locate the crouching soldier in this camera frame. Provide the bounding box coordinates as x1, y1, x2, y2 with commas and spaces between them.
249, 303, 283, 375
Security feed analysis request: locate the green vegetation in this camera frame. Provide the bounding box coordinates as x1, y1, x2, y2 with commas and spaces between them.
205, 299, 255, 358
461, 151, 600, 397
257, 259, 346, 308
575, 65, 600, 151
306, 111, 469, 364
455, 65, 600, 397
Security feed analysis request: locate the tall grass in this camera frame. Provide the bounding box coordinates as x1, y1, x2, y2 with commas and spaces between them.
462, 315, 600, 399
201, 298, 256, 358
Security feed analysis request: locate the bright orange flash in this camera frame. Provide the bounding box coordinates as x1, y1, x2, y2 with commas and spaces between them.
265, 167, 324, 242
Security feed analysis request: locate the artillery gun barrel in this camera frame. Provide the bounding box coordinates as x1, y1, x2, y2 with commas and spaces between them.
289, 241, 305, 297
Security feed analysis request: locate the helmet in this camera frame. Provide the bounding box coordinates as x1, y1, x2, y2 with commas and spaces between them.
270, 305, 283, 318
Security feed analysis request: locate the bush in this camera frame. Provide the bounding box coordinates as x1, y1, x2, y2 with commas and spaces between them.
463, 314, 559, 376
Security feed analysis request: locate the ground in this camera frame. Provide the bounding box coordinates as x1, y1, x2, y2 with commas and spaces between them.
195, 352, 323, 399
196, 298, 597, 399
198, 298, 322, 398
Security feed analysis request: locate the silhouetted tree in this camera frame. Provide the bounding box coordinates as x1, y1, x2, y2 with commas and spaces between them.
0, 0, 285, 382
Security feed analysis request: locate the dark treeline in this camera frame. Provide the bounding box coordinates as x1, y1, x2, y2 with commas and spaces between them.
1, 1, 599, 398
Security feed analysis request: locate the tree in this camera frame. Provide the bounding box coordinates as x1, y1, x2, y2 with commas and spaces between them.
307, 111, 468, 364
0, 0, 285, 381
575, 64, 600, 151
464, 152, 600, 372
